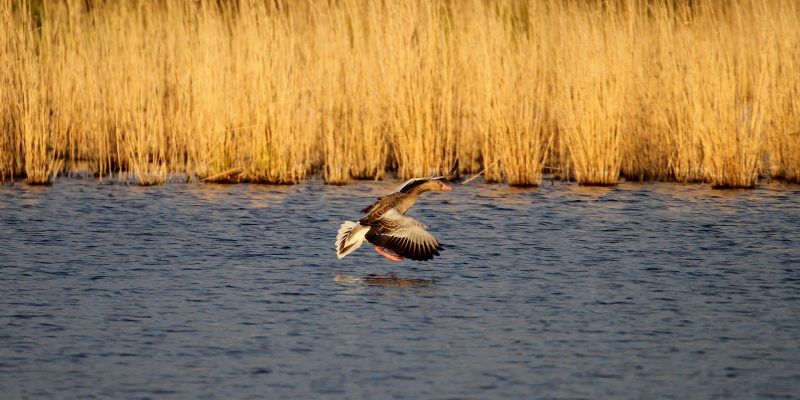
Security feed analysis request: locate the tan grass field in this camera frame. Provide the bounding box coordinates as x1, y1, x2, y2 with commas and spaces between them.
1, 0, 799, 187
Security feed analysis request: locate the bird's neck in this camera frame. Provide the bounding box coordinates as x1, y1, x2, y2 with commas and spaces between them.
407, 186, 430, 196
396, 192, 422, 214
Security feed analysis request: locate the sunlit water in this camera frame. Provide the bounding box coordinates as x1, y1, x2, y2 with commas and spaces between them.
1, 179, 799, 399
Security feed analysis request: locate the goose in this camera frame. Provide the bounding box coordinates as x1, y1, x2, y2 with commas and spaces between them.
335, 161, 458, 262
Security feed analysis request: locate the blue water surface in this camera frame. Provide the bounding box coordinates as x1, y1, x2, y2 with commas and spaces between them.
1, 179, 799, 399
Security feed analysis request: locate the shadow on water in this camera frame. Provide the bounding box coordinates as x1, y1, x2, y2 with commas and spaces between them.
334, 273, 436, 287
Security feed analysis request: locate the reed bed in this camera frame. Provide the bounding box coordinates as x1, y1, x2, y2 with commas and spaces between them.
2, 0, 799, 187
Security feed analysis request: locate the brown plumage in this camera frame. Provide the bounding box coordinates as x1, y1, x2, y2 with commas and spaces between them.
335, 162, 457, 262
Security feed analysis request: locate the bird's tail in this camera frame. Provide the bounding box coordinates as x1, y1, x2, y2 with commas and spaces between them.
336, 221, 370, 259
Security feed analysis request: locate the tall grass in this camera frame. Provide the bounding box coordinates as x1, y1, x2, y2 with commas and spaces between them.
1, 0, 799, 187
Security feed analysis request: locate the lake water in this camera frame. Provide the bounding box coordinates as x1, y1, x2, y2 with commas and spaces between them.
1, 179, 799, 399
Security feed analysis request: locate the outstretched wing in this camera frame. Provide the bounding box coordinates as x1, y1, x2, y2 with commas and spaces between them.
360, 192, 404, 215
365, 209, 443, 261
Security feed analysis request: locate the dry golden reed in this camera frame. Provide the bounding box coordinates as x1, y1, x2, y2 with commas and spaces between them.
1, 0, 800, 187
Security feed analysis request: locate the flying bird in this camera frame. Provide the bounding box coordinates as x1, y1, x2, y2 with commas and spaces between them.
336, 161, 458, 262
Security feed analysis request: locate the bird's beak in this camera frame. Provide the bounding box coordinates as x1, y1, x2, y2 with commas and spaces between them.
441, 183, 452, 191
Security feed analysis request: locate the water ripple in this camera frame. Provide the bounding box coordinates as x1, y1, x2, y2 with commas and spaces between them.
0, 179, 798, 398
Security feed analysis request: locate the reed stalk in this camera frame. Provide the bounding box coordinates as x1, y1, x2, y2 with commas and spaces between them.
553, 3, 629, 186
1, 0, 799, 188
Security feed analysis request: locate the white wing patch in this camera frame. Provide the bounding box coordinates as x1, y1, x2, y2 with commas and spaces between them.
336, 221, 370, 259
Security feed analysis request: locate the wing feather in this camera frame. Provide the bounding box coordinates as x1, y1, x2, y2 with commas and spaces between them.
365, 209, 443, 261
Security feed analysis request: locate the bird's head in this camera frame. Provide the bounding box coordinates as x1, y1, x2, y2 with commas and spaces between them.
396, 159, 458, 195
414, 179, 452, 193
